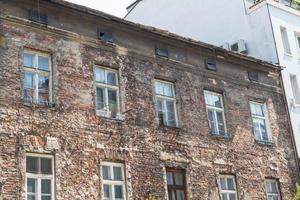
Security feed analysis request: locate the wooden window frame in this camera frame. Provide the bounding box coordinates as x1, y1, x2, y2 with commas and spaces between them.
22, 50, 52, 105
249, 101, 272, 142
204, 90, 227, 136
101, 162, 127, 200
166, 168, 186, 200
218, 175, 238, 200
265, 179, 281, 200
154, 80, 178, 127
94, 66, 122, 119
25, 153, 55, 200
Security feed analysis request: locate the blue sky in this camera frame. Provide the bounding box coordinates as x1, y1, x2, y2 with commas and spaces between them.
66, 0, 136, 18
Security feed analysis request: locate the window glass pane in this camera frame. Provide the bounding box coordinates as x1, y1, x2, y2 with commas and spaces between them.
24, 53, 34, 68
260, 121, 269, 141
103, 184, 111, 198
163, 83, 173, 97
168, 190, 174, 200
24, 73, 35, 101
38, 56, 49, 71
176, 190, 185, 200
107, 71, 117, 86
220, 178, 227, 190
167, 172, 173, 185
95, 68, 105, 83
27, 195, 36, 200
222, 194, 228, 200
96, 87, 105, 110
166, 101, 176, 126
41, 179, 51, 194
24, 73, 35, 88
155, 81, 164, 95
27, 178, 36, 193
41, 158, 52, 174
38, 75, 50, 103
113, 166, 123, 181
227, 178, 235, 190
114, 185, 123, 199
108, 89, 118, 116
102, 166, 110, 180
174, 173, 184, 186
205, 93, 222, 108
26, 157, 38, 173
253, 119, 261, 139
41, 196, 51, 200
216, 111, 225, 135
250, 103, 264, 116
156, 99, 165, 125
38, 75, 49, 91
208, 109, 217, 134
229, 194, 236, 200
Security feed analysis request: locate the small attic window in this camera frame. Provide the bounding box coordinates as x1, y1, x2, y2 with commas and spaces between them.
248, 71, 259, 82
28, 10, 48, 24
155, 47, 169, 58
98, 31, 113, 43
205, 59, 217, 71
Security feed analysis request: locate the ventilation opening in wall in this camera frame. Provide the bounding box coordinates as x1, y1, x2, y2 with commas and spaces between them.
155, 47, 169, 58
248, 71, 259, 82
205, 59, 217, 71
28, 10, 48, 24
98, 31, 113, 43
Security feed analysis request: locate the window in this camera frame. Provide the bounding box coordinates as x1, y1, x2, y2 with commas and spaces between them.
290, 74, 300, 105
295, 34, 300, 55
155, 47, 169, 58
205, 59, 217, 71
23, 51, 52, 106
249, 101, 272, 142
166, 168, 186, 200
101, 162, 126, 200
98, 31, 113, 43
204, 91, 226, 136
265, 179, 280, 200
218, 175, 237, 200
95, 67, 121, 119
28, 10, 48, 24
26, 154, 54, 200
154, 80, 178, 127
280, 27, 291, 55
248, 71, 259, 82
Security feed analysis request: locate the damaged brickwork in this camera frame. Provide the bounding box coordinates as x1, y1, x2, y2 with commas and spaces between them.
0, 0, 299, 200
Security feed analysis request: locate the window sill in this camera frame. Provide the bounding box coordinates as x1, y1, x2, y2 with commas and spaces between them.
157, 124, 181, 131
210, 132, 232, 140
255, 140, 274, 146
96, 114, 125, 123
22, 99, 55, 108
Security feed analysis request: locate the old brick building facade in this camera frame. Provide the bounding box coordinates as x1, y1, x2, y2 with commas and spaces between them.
0, 0, 299, 199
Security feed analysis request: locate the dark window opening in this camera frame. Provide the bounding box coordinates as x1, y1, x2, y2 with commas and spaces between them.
205, 59, 217, 71
248, 71, 259, 82
166, 168, 186, 200
28, 10, 48, 24
98, 31, 113, 43
155, 48, 169, 58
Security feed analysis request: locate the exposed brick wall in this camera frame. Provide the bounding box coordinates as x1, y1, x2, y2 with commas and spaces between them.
0, 2, 299, 200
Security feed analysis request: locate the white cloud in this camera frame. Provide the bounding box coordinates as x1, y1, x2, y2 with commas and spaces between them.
66, 0, 135, 18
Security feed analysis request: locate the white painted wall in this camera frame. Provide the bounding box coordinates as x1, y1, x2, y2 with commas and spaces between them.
268, 4, 300, 155
127, 0, 300, 156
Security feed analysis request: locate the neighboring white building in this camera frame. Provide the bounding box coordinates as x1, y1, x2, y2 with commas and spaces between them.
126, 0, 300, 157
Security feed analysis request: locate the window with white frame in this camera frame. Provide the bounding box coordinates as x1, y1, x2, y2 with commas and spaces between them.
265, 179, 280, 200
23, 51, 52, 105
101, 162, 126, 200
218, 175, 237, 200
26, 154, 54, 200
280, 26, 291, 55
204, 91, 226, 136
295, 33, 300, 55
249, 101, 272, 142
154, 80, 178, 127
290, 74, 300, 105
95, 67, 121, 119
